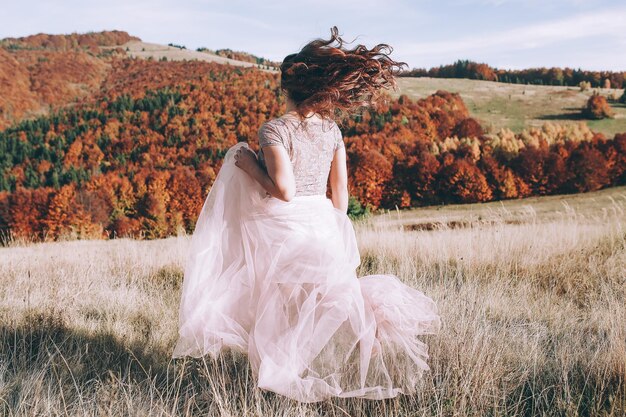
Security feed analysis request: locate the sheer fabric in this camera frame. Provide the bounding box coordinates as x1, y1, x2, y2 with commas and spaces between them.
173, 130, 441, 402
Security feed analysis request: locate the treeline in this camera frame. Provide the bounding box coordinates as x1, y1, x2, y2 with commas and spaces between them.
0, 58, 625, 242
345, 98, 626, 209
199, 47, 280, 68
399, 59, 626, 88
0, 30, 138, 51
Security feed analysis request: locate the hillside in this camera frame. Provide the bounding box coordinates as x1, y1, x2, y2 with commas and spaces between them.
393, 77, 626, 138
0, 30, 625, 242
2, 30, 623, 136
0, 31, 276, 130
107, 40, 279, 70
0, 34, 121, 130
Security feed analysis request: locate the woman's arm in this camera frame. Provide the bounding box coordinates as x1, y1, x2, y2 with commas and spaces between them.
234, 146, 296, 202
329, 146, 349, 212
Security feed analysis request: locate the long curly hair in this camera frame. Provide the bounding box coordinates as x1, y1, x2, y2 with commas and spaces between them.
280, 26, 407, 122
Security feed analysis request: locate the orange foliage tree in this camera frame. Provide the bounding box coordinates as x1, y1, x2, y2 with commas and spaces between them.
0, 51, 625, 242
347, 147, 393, 210
437, 157, 493, 204
582, 93, 614, 120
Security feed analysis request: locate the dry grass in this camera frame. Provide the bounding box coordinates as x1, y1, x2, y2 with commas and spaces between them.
1, 187, 625, 416
105, 40, 279, 73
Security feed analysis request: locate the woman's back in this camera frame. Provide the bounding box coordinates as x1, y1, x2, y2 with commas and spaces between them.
257, 113, 344, 197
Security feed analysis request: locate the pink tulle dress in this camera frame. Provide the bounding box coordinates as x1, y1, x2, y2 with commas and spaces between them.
172, 112, 441, 402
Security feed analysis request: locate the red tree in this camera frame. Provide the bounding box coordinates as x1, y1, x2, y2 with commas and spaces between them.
437, 158, 493, 203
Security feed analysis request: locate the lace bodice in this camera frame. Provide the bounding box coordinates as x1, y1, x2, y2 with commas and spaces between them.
257, 112, 344, 196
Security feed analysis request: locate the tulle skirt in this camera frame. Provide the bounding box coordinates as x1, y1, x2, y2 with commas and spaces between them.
172, 142, 441, 402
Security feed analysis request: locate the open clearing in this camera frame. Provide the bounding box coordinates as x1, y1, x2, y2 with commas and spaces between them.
393, 77, 626, 138
108, 40, 280, 73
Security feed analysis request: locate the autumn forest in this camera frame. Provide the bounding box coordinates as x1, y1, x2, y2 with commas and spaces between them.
0, 31, 625, 241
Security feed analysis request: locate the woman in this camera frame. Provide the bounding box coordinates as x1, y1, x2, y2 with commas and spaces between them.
172, 26, 441, 402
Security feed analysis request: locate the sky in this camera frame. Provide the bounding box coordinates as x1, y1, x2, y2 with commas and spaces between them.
1, 0, 625, 71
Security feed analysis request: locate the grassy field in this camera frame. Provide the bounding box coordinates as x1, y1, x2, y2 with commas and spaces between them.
394, 77, 626, 138
102, 40, 280, 73
1, 186, 624, 416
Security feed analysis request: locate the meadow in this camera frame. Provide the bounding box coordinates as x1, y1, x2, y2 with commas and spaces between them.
394, 77, 626, 138
1, 185, 624, 416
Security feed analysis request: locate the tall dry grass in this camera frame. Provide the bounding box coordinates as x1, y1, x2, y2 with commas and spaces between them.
1, 187, 625, 416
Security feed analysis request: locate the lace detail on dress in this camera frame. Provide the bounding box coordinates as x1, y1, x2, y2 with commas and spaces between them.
258, 113, 344, 196
258, 123, 285, 147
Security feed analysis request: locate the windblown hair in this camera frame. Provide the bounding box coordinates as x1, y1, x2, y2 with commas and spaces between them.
280, 26, 407, 122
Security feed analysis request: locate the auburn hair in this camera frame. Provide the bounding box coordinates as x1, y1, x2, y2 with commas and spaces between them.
280, 26, 407, 123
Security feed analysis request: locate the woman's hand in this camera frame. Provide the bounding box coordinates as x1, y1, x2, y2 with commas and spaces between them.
234, 144, 296, 202
234, 147, 259, 174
